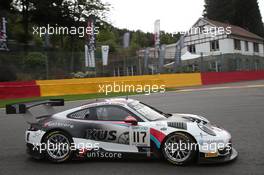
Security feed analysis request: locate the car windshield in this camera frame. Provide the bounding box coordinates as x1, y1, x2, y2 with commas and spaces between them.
128, 101, 168, 121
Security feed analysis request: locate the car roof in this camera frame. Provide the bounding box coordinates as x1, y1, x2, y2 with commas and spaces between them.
80, 98, 139, 108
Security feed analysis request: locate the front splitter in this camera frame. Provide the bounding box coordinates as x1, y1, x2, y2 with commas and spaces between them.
198, 148, 238, 164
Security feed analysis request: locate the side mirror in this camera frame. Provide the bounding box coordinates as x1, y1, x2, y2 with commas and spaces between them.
124, 116, 138, 126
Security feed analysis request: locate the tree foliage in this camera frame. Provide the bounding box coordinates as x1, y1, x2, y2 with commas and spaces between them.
0, 0, 179, 80
2, 0, 178, 52
0, 0, 13, 12
24, 52, 46, 69
0, 66, 17, 81
204, 0, 264, 37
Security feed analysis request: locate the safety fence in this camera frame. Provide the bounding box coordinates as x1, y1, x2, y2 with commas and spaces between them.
1, 71, 264, 99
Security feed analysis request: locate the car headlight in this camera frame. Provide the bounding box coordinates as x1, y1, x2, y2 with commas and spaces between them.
198, 123, 216, 136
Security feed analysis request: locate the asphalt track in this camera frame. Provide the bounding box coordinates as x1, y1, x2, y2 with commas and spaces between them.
1, 80, 264, 175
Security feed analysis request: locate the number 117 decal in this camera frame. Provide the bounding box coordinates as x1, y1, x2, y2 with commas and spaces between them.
130, 126, 150, 146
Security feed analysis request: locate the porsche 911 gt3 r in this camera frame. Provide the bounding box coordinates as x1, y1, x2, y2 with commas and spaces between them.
6, 98, 238, 165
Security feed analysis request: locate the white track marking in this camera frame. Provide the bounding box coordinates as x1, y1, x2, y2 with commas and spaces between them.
176, 84, 264, 92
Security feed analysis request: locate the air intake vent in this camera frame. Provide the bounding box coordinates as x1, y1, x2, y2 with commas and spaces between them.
182, 116, 207, 124
168, 122, 187, 130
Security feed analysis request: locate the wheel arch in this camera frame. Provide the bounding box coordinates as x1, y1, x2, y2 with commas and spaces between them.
159, 131, 199, 164
41, 128, 73, 143
160, 131, 198, 150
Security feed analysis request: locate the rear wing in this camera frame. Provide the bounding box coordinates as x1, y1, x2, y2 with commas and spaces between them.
6, 99, 64, 123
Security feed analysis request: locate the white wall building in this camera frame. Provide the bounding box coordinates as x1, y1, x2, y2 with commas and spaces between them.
139, 18, 264, 72
164, 18, 264, 59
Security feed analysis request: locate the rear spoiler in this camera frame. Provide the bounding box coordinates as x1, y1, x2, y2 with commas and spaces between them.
6, 99, 64, 123
6, 99, 64, 114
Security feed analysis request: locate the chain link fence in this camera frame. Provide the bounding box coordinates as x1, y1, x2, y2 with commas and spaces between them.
1, 43, 264, 82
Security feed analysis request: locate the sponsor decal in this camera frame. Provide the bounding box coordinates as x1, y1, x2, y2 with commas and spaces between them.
160, 127, 167, 131
199, 139, 225, 145
85, 129, 130, 144
130, 126, 150, 147
117, 132, 129, 144
205, 152, 218, 158
87, 151, 122, 159
44, 122, 74, 128
86, 129, 117, 141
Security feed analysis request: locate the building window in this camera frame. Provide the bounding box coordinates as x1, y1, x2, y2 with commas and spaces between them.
199, 25, 205, 34
210, 40, 219, 51
244, 41, 249, 51
253, 43, 259, 52
188, 45, 196, 53
234, 39, 241, 50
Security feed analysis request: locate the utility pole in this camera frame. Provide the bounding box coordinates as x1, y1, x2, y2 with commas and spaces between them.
44, 32, 50, 79
200, 52, 204, 73
174, 35, 184, 73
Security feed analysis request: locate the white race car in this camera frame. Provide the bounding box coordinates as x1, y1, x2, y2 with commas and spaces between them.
6, 98, 238, 165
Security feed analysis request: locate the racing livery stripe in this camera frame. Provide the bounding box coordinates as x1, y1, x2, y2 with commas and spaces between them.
110, 121, 131, 127
150, 134, 161, 149
150, 128, 166, 149
150, 128, 166, 142
113, 123, 130, 127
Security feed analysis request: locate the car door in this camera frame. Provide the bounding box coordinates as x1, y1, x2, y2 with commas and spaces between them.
86, 104, 150, 153
67, 106, 135, 152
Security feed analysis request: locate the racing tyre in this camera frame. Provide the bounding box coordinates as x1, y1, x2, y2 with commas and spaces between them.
162, 132, 197, 165
43, 131, 73, 163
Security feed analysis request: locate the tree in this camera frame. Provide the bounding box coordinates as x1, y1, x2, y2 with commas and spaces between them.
232, 0, 264, 37
97, 28, 118, 52
29, 0, 109, 28
160, 31, 180, 45
9, 0, 109, 46
203, 0, 234, 23
24, 52, 46, 79
27, 0, 109, 72
10, 0, 35, 45
0, 0, 13, 11
203, 0, 264, 37
0, 66, 17, 81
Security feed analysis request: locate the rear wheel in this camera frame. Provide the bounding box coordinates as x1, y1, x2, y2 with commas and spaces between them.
43, 131, 73, 163
162, 132, 197, 165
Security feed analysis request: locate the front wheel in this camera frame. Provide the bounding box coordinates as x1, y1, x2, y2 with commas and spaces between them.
162, 132, 197, 165
43, 131, 73, 163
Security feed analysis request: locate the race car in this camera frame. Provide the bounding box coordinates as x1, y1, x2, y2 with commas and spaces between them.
6, 98, 238, 165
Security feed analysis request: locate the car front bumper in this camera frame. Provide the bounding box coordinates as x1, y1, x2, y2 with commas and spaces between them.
198, 148, 238, 164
